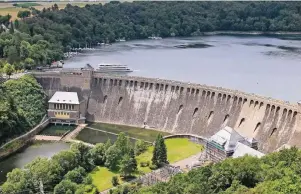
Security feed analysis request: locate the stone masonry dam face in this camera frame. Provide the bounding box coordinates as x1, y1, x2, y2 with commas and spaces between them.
33, 70, 301, 153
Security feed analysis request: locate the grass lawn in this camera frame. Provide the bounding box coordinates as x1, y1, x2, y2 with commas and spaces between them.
136, 138, 204, 173
137, 138, 203, 173
88, 122, 171, 142
89, 138, 203, 191
0, 2, 100, 20
89, 166, 122, 192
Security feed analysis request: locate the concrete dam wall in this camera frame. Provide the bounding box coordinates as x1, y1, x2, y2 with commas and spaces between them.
33, 69, 300, 153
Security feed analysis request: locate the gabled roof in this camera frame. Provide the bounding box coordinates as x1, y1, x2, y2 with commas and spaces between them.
232, 142, 265, 158
209, 126, 245, 152
48, 91, 79, 104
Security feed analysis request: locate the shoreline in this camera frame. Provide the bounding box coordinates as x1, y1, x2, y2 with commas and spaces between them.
201, 31, 301, 36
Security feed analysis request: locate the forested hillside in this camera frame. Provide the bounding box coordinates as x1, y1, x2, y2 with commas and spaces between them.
0, 1, 301, 69
0, 75, 46, 145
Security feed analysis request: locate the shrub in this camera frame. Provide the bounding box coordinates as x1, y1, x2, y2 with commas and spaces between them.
134, 140, 148, 155
140, 161, 150, 167
112, 176, 119, 187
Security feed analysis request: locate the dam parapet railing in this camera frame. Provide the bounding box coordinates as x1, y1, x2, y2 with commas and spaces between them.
92, 72, 297, 110
32, 69, 298, 112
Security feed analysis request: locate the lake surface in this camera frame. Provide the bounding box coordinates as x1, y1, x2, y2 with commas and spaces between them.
0, 142, 69, 184
64, 35, 301, 102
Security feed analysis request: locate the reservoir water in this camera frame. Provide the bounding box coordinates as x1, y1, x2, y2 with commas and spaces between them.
65, 35, 301, 102
0, 142, 69, 184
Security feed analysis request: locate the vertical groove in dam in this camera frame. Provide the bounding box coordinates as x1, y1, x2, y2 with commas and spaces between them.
34, 72, 299, 153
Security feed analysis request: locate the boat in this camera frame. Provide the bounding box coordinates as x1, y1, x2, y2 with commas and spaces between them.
96, 63, 133, 74
116, 38, 126, 42
148, 36, 162, 40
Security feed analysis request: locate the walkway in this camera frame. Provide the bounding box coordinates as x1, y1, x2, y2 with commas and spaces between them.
61, 124, 94, 147
171, 151, 205, 170
62, 124, 87, 141
34, 135, 61, 141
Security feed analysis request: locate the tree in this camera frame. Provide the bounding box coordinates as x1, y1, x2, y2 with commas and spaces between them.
17, 10, 31, 19
3, 62, 14, 78
0, 168, 34, 194
134, 139, 148, 155
6, 45, 19, 64
152, 134, 167, 167
24, 157, 63, 191
104, 138, 112, 150
20, 40, 31, 60
90, 143, 106, 165
71, 142, 95, 171
14, 19, 19, 29
9, 21, 14, 34
24, 57, 35, 69
64, 167, 86, 184
105, 145, 121, 170
112, 176, 119, 186
115, 132, 131, 154
52, 150, 78, 174
54, 180, 78, 194
119, 151, 137, 178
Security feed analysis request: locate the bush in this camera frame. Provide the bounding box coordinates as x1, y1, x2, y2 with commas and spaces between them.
134, 140, 148, 155
112, 176, 119, 187
140, 161, 150, 167
150, 164, 158, 170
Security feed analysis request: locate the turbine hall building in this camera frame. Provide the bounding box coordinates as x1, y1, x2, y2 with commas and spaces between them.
47, 91, 85, 125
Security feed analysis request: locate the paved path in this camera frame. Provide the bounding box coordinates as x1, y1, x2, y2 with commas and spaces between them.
61, 124, 94, 147
34, 135, 61, 141
171, 151, 205, 170
62, 124, 87, 141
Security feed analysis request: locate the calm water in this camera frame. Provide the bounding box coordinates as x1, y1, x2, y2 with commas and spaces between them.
64, 35, 301, 102
76, 123, 170, 144
0, 142, 69, 184
76, 128, 119, 144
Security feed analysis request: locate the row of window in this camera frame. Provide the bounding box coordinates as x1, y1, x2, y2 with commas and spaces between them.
54, 112, 70, 116
54, 104, 75, 110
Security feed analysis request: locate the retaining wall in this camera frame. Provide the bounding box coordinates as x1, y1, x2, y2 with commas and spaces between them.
0, 118, 50, 160
163, 134, 207, 145
32, 70, 300, 153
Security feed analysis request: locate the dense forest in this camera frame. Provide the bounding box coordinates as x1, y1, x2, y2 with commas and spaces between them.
0, 75, 46, 145
0, 1, 301, 70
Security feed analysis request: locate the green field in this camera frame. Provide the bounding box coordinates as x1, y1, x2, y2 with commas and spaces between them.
0, 1, 100, 20
39, 124, 75, 136
89, 138, 204, 191
137, 138, 204, 173
88, 122, 171, 142
89, 167, 122, 192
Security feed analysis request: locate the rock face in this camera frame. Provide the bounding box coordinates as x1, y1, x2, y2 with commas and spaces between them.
33, 69, 300, 153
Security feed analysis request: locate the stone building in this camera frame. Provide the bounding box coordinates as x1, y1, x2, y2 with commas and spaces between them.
48, 91, 85, 125
206, 126, 264, 163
